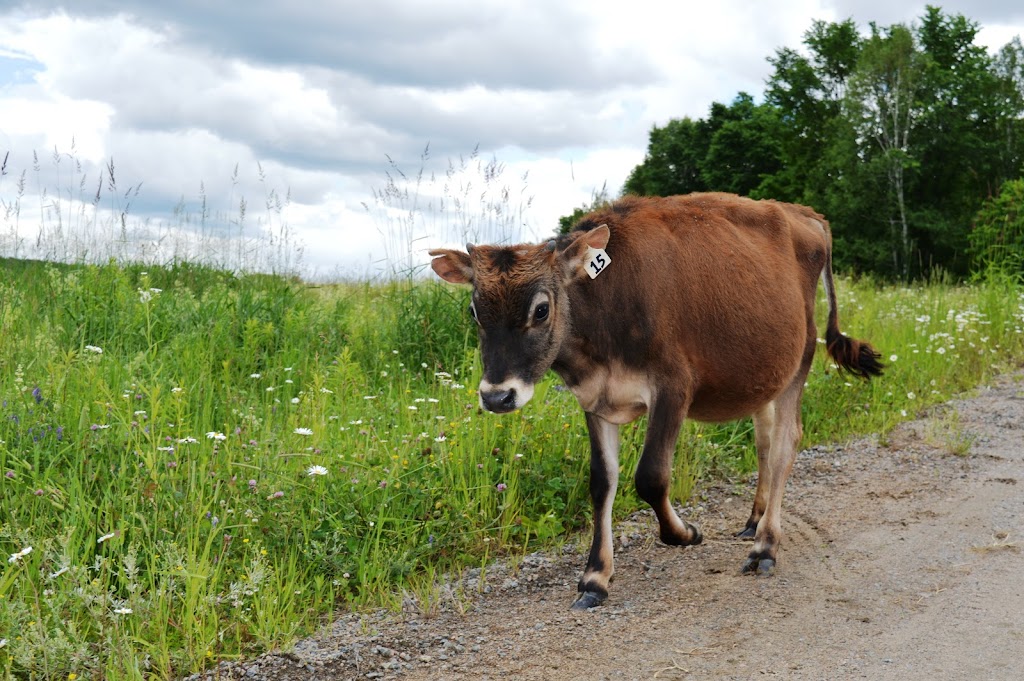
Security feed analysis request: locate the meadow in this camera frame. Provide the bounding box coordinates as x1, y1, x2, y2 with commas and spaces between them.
0, 252, 1022, 679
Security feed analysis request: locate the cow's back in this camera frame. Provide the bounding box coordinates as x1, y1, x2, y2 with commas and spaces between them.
566, 193, 827, 421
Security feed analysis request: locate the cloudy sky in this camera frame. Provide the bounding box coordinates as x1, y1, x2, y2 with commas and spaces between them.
1, 1, 1022, 277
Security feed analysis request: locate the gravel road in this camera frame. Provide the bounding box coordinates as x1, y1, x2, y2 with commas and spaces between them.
186, 374, 1024, 681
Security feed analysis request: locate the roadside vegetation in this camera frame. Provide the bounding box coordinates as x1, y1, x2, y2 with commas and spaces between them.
1, 256, 1022, 679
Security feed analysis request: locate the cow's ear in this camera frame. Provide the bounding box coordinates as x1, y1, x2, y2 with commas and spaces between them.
429, 248, 474, 284
559, 224, 610, 280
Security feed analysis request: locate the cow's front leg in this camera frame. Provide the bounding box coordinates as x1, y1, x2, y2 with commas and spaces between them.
573, 413, 620, 611
635, 395, 703, 548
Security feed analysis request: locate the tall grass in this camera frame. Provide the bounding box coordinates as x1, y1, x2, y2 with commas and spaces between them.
0, 144, 303, 276
365, 143, 534, 277
1, 255, 1022, 679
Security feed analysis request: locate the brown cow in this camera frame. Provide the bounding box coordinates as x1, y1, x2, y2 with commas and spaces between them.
429, 193, 882, 610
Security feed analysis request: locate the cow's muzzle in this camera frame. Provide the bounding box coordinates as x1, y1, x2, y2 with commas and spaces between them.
479, 379, 535, 413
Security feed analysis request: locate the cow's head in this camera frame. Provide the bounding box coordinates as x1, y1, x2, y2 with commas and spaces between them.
429, 225, 610, 413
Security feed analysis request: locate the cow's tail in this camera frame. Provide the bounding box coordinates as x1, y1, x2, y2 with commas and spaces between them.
822, 251, 884, 379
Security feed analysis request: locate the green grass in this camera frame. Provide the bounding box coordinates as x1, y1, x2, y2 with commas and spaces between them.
1, 258, 1022, 679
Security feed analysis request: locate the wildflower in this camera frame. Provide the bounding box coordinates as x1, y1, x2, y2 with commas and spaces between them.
171, 386, 183, 393
267, 490, 284, 500
320, 387, 334, 394
294, 427, 313, 436
248, 479, 257, 490
178, 436, 198, 444
889, 354, 898, 362
113, 607, 133, 615
363, 395, 377, 400
266, 386, 275, 392
4, 470, 13, 479
936, 347, 947, 355
206, 431, 227, 441
496, 483, 507, 492
85, 345, 103, 354
139, 289, 152, 303
291, 397, 300, 404
48, 566, 70, 579
7, 546, 31, 564
434, 435, 447, 442
97, 532, 116, 544
907, 392, 916, 400
32, 386, 43, 403
408, 405, 418, 411
250, 373, 261, 379
307, 465, 328, 477
157, 446, 174, 452
0, 639, 6, 648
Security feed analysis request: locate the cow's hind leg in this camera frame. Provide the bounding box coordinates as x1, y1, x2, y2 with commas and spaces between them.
573, 413, 620, 610
737, 403, 774, 538
635, 395, 703, 549
741, 374, 807, 576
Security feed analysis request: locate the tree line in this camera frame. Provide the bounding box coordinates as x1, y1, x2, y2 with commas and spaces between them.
565, 7, 1024, 280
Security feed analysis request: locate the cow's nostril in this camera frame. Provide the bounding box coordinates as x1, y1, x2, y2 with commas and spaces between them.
482, 389, 517, 413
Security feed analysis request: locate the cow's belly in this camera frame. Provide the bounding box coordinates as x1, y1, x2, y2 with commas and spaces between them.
687, 343, 806, 422
568, 364, 652, 425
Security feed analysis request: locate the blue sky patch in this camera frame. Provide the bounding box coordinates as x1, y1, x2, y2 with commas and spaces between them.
0, 54, 43, 87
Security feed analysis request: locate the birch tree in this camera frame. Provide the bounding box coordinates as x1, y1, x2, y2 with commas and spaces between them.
846, 24, 924, 280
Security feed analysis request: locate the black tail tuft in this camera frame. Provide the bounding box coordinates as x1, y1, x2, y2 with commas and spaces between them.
826, 327, 885, 380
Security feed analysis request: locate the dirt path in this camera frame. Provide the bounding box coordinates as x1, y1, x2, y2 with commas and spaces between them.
196, 375, 1024, 680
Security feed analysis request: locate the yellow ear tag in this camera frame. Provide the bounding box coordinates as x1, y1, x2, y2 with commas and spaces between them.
584, 246, 610, 279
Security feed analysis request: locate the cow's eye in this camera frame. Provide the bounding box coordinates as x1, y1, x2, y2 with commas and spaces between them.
533, 302, 549, 323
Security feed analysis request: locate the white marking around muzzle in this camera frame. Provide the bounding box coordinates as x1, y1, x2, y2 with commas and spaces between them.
479, 377, 535, 412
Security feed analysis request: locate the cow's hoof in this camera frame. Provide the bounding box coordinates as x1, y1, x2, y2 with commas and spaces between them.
661, 522, 703, 547
570, 591, 606, 611
741, 555, 776, 576
735, 525, 756, 539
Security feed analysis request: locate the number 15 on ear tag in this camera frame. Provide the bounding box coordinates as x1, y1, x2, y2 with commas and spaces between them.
585, 246, 610, 279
